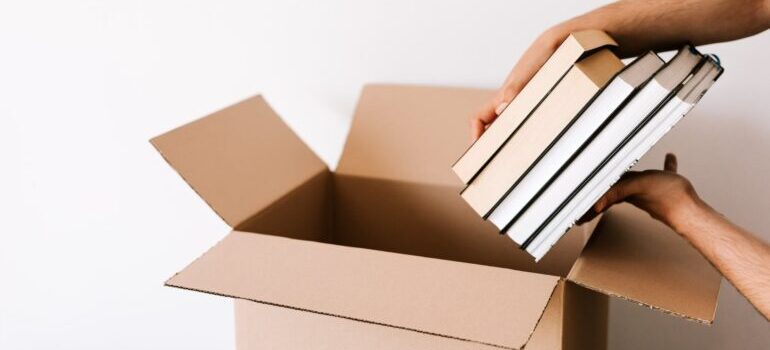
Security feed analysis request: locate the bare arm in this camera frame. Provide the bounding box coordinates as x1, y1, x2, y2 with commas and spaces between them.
674, 195, 770, 321
472, 0, 770, 138
472, 0, 770, 320
580, 154, 770, 320
560, 0, 770, 58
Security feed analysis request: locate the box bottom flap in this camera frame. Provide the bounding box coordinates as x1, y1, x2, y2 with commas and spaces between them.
567, 204, 721, 323
166, 231, 561, 349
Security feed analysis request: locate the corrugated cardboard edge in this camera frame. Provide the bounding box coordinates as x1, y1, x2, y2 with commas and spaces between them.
151, 136, 324, 230
519, 280, 562, 349
164, 232, 559, 350
173, 289, 516, 349
150, 94, 328, 228
566, 278, 716, 325
566, 205, 720, 325
150, 140, 233, 227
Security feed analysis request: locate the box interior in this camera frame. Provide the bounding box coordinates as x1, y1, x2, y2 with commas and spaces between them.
152, 85, 722, 340
236, 170, 593, 278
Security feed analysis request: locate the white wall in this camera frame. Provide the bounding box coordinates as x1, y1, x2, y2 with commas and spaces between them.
1, 1, 767, 349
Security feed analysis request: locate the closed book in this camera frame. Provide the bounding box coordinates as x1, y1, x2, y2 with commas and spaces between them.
451, 30, 617, 184
526, 53, 722, 260
461, 48, 624, 217
488, 52, 664, 230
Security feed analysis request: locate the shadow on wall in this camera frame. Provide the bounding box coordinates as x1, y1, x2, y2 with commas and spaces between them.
608, 110, 770, 350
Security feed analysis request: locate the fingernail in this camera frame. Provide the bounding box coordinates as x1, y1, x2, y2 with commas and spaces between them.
494, 102, 509, 116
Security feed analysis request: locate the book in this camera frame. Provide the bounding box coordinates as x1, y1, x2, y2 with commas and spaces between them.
501, 46, 722, 260
451, 30, 617, 184
525, 53, 722, 260
460, 48, 624, 217
488, 51, 665, 231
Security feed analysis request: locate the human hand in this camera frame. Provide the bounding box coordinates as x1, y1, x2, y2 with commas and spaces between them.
471, 0, 770, 140
470, 28, 568, 139
578, 153, 705, 231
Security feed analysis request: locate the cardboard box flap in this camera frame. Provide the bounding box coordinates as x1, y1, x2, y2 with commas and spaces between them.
567, 204, 721, 323
151, 96, 327, 227
167, 231, 561, 349
336, 84, 493, 187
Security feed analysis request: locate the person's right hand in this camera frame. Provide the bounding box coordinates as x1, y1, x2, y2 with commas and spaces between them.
471, 27, 569, 139
577, 153, 705, 232
471, 0, 770, 140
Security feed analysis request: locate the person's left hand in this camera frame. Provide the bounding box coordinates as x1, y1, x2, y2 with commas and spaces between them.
578, 153, 703, 232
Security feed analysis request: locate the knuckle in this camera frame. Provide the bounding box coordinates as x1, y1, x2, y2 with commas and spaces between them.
501, 84, 522, 101
677, 176, 695, 192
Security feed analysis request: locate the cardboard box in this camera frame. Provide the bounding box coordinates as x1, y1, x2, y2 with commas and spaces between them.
151, 84, 722, 349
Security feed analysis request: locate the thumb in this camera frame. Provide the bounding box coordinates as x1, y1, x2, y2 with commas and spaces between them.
494, 101, 510, 116
664, 153, 678, 172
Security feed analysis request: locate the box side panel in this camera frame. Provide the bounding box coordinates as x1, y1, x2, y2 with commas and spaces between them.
167, 231, 560, 349
562, 282, 608, 350
151, 95, 327, 227
234, 300, 500, 350
568, 204, 721, 323
524, 280, 565, 350
236, 169, 332, 242
333, 174, 588, 277
336, 84, 492, 187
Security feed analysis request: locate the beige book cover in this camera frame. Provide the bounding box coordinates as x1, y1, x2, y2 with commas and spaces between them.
461, 48, 624, 217
452, 30, 617, 184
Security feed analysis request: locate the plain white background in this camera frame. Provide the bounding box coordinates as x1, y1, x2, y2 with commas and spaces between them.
1, 0, 768, 349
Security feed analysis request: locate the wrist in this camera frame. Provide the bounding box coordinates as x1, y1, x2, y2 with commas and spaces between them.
666, 192, 711, 238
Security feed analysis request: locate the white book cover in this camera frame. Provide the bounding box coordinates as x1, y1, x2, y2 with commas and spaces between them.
506, 79, 674, 245
528, 59, 721, 260
498, 47, 720, 260
489, 53, 663, 231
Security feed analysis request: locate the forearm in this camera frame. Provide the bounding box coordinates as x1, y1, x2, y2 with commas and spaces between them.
473, 0, 770, 138
551, 0, 770, 57
671, 197, 770, 320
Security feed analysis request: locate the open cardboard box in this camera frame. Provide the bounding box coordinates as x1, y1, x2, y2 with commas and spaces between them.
151, 84, 722, 349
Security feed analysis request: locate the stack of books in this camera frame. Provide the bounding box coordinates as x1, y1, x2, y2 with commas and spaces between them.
454, 30, 723, 261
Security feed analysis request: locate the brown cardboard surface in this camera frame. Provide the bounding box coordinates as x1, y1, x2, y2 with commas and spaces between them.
236, 169, 333, 242
167, 231, 560, 349
452, 30, 617, 184
333, 174, 589, 277
336, 84, 492, 187
234, 299, 504, 350
524, 281, 564, 350
518, 280, 608, 350
153, 84, 718, 349
151, 95, 327, 227
562, 281, 608, 350
568, 204, 721, 323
